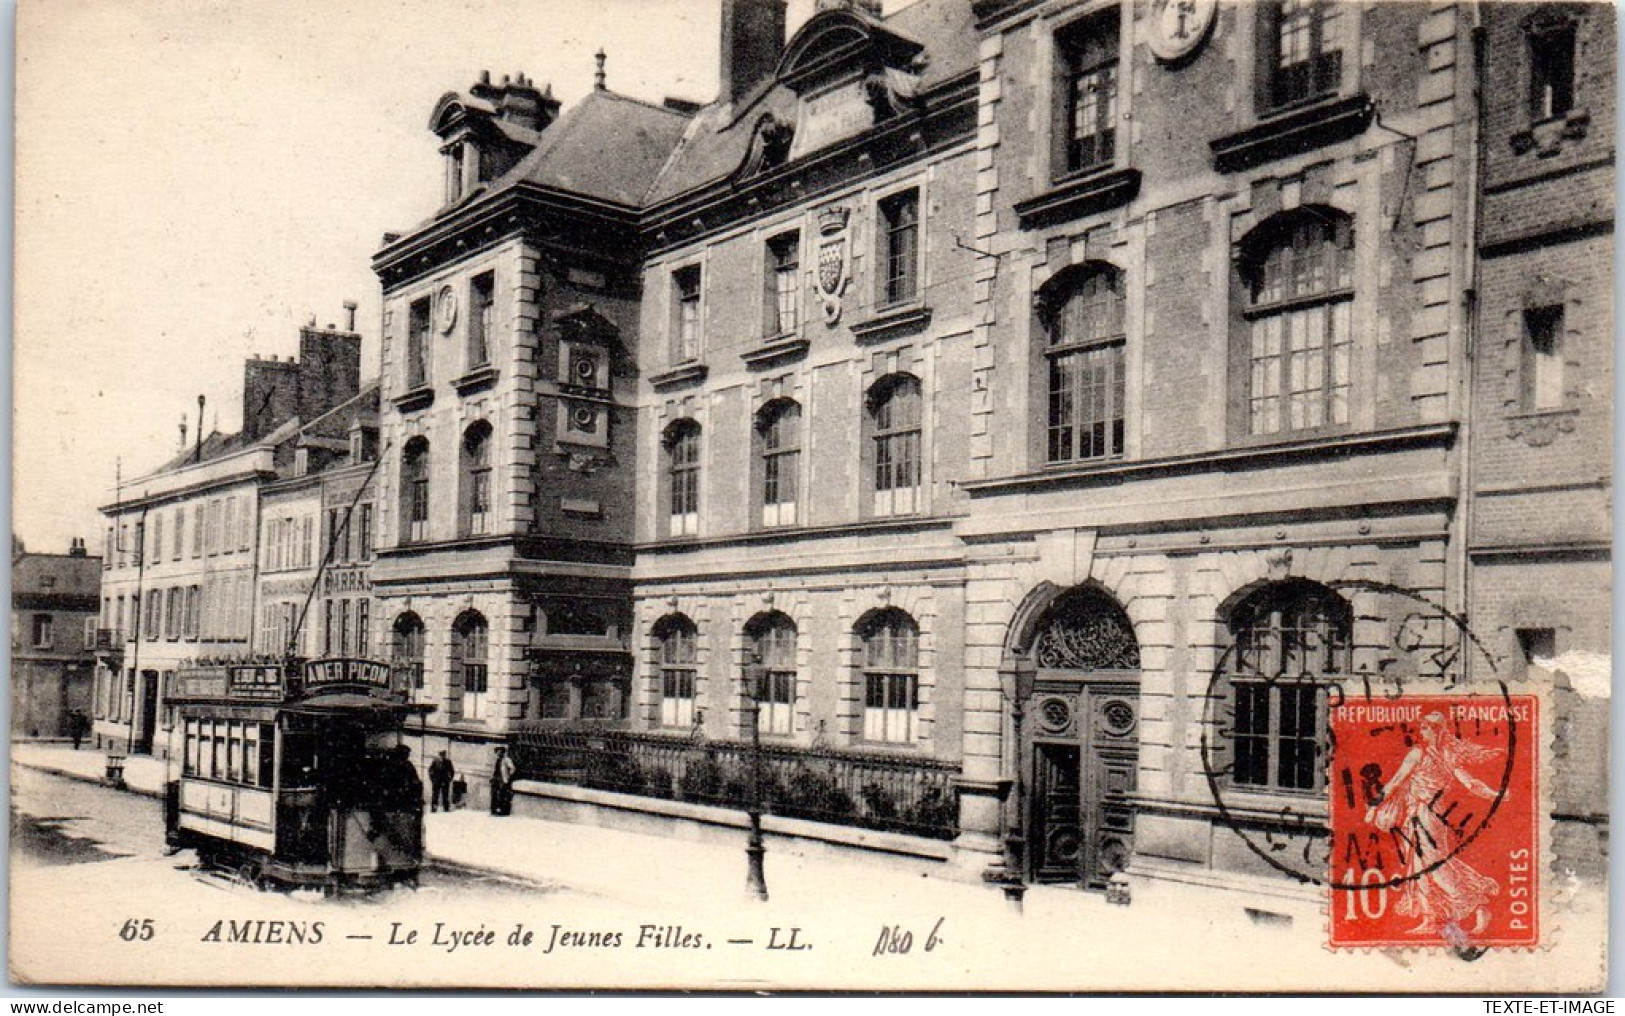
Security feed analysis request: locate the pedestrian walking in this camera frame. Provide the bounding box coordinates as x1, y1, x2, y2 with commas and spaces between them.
69, 710, 87, 750
490, 746, 516, 816
429, 750, 456, 813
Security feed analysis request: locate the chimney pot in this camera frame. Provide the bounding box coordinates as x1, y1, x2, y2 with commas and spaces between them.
344, 300, 358, 331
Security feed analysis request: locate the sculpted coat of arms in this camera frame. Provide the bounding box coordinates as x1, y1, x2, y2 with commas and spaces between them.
816, 205, 850, 325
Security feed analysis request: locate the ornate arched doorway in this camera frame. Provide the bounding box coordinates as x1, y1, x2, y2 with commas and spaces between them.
1017, 584, 1140, 888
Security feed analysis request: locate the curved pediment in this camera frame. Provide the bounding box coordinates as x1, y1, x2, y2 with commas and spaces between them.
776, 8, 924, 93
733, 111, 796, 181
429, 92, 481, 136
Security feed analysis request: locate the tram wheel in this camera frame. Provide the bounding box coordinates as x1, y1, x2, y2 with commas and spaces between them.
237, 860, 265, 890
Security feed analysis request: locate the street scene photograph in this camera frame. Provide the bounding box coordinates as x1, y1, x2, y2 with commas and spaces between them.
9, 0, 1615, 993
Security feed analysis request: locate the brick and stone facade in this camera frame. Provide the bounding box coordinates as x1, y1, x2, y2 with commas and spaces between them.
1469, 0, 1613, 880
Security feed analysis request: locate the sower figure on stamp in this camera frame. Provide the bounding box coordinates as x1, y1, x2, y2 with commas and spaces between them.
1365, 712, 1501, 940
490, 746, 516, 817
428, 750, 455, 813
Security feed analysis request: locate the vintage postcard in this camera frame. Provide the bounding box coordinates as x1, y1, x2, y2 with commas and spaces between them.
10, 0, 1612, 993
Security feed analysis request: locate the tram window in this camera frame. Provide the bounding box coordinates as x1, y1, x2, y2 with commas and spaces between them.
259, 723, 275, 787
281, 730, 319, 789
211, 722, 225, 780
242, 725, 257, 785
183, 719, 196, 776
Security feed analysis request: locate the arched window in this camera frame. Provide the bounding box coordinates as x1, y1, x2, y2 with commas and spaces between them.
745, 612, 797, 736
391, 612, 425, 692
460, 421, 493, 537
1041, 263, 1126, 463
757, 400, 801, 528
653, 614, 698, 728
868, 375, 921, 517
858, 608, 919, 744
401, 437, 430, 543
664, 420, 701, 537
1237, 208, 1354, 436
1222, 579, 1350, 792
452, 611, 489, 721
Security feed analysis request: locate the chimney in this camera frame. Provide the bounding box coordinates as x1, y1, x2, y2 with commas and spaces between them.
719, 0, 787, 104
344, 300, 358, 332
69, 537, 86, 558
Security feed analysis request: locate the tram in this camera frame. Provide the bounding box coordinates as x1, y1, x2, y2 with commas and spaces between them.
164, 657, 435, 891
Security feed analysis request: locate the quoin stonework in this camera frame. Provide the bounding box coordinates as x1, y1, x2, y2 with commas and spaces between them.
82, 0, 1611, 911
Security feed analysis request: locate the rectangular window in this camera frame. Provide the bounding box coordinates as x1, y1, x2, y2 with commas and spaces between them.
410, 479, 430, 543
469, 467, 492, 536
872, 380, 922, 518
407, 297, 431, 389
31, 614, 52, 649
322, 600, 335, 656
673, 265, 702, 363
1529, 22, 1576, 121
327, 508, 343, 561
104, 527, 114, 570
222, 499, 236, 555
358, 504, 374, 560
759, 669, 795, 737
357, 599, 370, 657
187, 586, 201, 639
660, 668, 695, 729
667, 426, 701, 537
1048, 342, 1126, 462
1231, 680, 1326, 792
172, 508, 184, 560
1523, 305, 1565, 411
879, 190, 920, 305
165, 588, 181, 639
151, 515, 164, 564
469, 272, 494, 369
767, 233, 800, 335
338, 599, 353, 657
1058, 12, 1119, 176
1267, 0, 1344, 110
863, 671, 918, 744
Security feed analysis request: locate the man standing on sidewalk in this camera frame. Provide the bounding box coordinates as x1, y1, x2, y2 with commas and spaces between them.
429, 751, 455, 813
490, 747, 516, 816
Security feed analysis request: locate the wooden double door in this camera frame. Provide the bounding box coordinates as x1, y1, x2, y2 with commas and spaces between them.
1024, 677, 1139, 888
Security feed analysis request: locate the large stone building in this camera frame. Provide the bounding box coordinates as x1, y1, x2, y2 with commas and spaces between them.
88, 0, 1608, 910
12, 538, 100, 740
369, 68, 684, 789
92, 320, 365, 754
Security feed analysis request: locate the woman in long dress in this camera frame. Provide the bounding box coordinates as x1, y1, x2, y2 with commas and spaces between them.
1364, 712, 1501, 938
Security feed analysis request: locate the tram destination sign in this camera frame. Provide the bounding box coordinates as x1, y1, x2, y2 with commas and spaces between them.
227, 664, 285, 700
303, 657, 393, 693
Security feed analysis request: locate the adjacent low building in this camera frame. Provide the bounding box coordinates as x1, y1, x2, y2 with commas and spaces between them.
12, 537, 100, 740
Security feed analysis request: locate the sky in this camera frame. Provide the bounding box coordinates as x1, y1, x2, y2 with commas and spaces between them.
12, 0, 842, 555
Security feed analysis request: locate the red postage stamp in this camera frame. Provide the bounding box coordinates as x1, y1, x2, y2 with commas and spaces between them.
1328, 695, 1539, 949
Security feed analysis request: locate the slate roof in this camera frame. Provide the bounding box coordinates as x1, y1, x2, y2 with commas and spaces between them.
643, 0, 977, 208
13, 552, 103, 601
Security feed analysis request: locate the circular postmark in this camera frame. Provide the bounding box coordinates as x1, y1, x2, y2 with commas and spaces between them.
1198, 579, 1522, 894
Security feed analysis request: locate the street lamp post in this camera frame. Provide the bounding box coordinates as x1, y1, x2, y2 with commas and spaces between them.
743, 659, 769, 902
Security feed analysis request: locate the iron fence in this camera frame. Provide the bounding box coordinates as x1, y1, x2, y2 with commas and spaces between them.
510, 725, 960, 840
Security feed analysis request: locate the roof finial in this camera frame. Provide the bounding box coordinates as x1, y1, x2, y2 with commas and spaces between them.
594, 48, 606, 90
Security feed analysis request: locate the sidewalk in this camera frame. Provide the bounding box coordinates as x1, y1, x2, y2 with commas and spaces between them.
6, 742, 1283, 933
